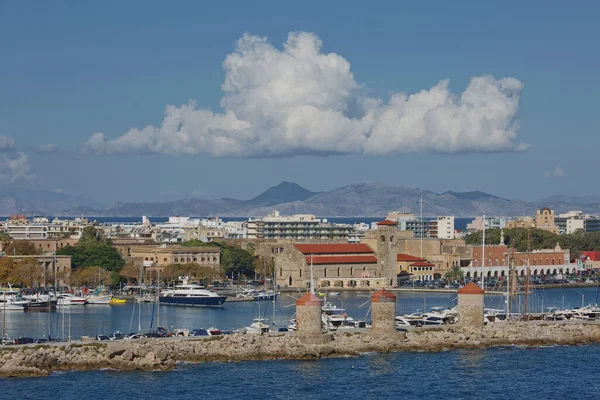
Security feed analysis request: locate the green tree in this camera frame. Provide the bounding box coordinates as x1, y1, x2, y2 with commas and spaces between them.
445, 264, 464, 282
57, 226, 124, 273
221, 246, 255, 278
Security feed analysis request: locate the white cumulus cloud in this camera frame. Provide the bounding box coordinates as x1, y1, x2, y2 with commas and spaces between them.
544, 166, 565, 178
0, 152, 33, 182
83, 32, 528, 157
0, 136, 16, 152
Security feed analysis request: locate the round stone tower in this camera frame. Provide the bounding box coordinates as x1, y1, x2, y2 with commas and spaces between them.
458, 282, 485, 327
295, 292, 323, 335
371, 288, 397, 333
376, 220, 398, 287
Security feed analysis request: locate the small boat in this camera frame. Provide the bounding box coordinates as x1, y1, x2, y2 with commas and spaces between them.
191, 327, 223, 336
159, 284, 227, 306
27, 300, 56, 311
109, 298, 127, 305
253, 290, 278, 301
328, 292, 340, 296
86, 295, 113, 305
0, 289, 30, 311
57, 293, 88, 306
244, 318, 271, 334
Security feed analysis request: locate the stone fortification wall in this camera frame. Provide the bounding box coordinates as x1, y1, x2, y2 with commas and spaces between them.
2, 322, 600, 378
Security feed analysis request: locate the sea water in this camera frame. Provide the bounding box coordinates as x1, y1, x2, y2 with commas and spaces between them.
2, 287, 599, 340
2, 345, 600, 399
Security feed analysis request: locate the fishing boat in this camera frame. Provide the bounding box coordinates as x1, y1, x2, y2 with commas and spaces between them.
159, 284, 227, 306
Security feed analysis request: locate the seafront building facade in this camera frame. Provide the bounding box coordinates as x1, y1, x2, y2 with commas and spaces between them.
129, 245, 221, 270
247, 211, 352, 240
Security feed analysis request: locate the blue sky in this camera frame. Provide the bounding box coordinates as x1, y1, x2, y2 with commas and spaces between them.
0, 1, 598, 205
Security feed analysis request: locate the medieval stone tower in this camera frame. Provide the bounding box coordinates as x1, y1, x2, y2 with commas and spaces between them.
376, 220, 398, 287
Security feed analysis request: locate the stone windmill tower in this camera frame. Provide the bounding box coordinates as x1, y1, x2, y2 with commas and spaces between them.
376, 219, 398, 287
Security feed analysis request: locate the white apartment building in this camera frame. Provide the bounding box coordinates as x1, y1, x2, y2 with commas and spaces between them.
429, 216, 455, 239
8, 224, 48, 240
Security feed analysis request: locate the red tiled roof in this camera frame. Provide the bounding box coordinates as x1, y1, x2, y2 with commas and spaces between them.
409, 261, 435, 267
377, 220, 397, 226
581, 251, 600, 262
296, 292, 322, 306
458, 282, 484, 295
305, 255, 378, 265
294, 243, 374, 255
397, 253, 425, 262
372, 288, 397, 302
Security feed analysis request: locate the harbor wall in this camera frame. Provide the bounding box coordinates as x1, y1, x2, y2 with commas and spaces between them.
2, 322, 600, 378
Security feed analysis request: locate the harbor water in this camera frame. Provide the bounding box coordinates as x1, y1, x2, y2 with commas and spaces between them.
2, 345, 600, 399
2, 287, 599, 341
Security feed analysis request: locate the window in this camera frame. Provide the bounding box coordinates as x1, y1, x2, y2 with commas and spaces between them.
193, 258, 197, 262
174, 258, 179, 262
164, 258, 167, 262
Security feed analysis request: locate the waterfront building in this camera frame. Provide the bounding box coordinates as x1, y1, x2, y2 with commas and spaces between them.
247, 211, 352, 240
129, 244, 221, 271
555, 211, 600, 234
429, 216, 455, 239
384, 212, 428, 237
463, 243, 580, 280
466, 216, 508, 232
274, 243, 386, 289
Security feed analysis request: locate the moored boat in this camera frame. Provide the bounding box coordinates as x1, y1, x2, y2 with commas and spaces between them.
0, 289, 30, 311
86, 295, 113, 305
159, 284, 227, 306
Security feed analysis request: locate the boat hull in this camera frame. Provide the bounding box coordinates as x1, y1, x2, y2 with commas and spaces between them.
87, 295, 113, 305
27, 301, 56, 311
159, 296, 227, 306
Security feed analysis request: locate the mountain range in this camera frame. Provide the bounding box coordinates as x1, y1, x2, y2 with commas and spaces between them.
3, 181, 600, 218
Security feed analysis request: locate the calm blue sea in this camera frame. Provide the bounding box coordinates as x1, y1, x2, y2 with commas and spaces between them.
3, 288, 599, 343
2, 344, 600, 399
2, 288, 600, 396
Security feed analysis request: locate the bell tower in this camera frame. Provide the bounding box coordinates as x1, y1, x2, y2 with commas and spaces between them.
376, 220, 398, 287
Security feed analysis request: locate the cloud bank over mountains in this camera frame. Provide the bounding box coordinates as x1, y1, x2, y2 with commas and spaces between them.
0, 135, 32, 183
83, 32, 528, 157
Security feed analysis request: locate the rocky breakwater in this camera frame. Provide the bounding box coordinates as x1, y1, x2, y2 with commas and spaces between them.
402, 321, 600, 351
2, 322, 600, 378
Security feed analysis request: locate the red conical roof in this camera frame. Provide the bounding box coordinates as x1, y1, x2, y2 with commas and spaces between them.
296, 292, 322, 306
371, 288, 397, 303
458, 282, 484, 295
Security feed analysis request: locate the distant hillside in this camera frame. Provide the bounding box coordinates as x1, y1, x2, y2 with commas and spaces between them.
245, 181, 319, 206
0, 186, 103, 216
11, 181, 600, 217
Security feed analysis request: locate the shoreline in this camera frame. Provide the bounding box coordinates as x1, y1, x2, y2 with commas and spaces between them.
2, 321, 600, 378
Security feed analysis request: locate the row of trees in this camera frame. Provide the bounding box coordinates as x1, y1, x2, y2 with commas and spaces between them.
0, 257, 68, 287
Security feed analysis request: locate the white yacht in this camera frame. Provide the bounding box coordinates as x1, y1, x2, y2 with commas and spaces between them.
160, 284, 227, 306
0, 289, 30, 311
245, 318, 271, 334
86, 294, 113, 305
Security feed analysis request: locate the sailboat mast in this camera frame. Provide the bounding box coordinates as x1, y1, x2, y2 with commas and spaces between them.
310, 253, 314, 294
157, 269, 160, 329
420, 195, 423, 258
481, 215, 486, 292
525, 230, 531, 316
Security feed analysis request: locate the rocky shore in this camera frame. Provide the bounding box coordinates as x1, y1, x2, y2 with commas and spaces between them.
2, 321, 600, 378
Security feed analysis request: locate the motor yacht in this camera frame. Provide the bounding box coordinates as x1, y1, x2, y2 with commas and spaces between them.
160, 284, 227, 306
245, 318, 271, 334
86, 294, 113, 305
0, 289, 30, 311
